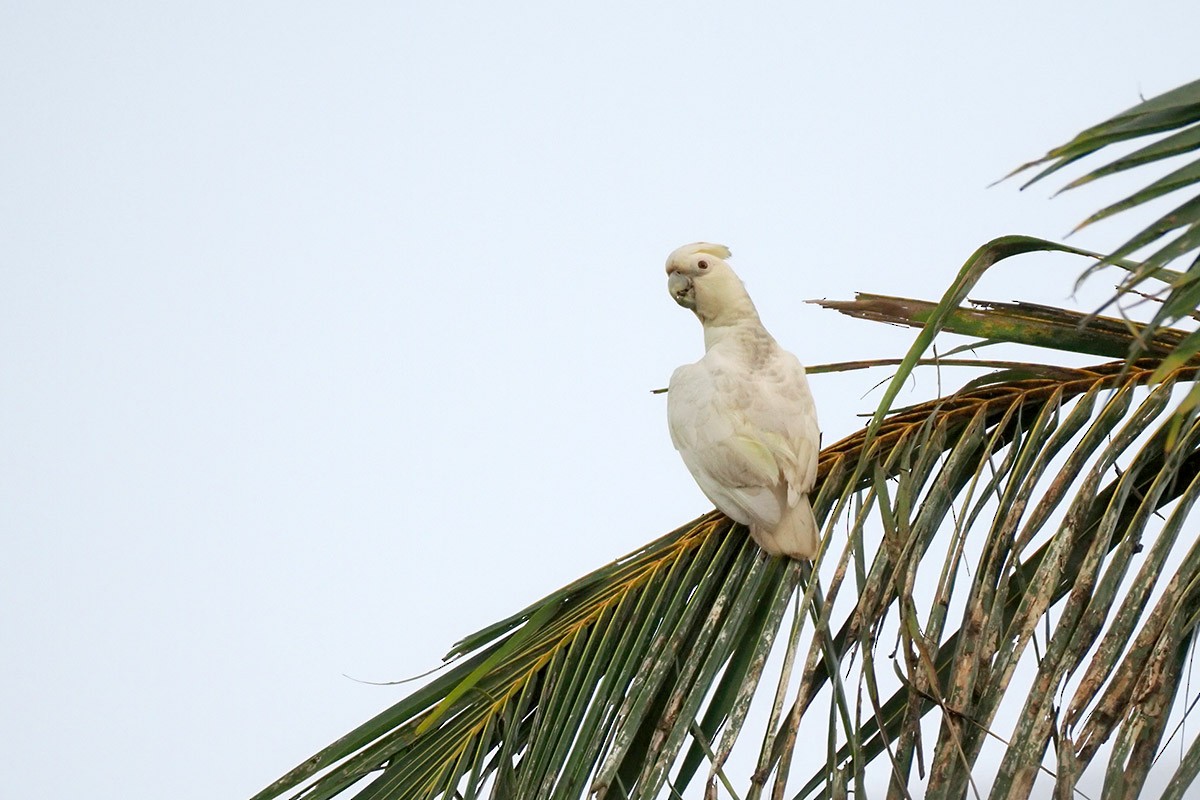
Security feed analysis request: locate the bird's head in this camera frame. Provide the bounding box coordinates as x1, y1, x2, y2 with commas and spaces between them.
665, 242, 756, 326
665, 242, 733, 310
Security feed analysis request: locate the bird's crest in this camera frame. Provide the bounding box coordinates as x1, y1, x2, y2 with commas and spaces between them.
671, 242, 732, 261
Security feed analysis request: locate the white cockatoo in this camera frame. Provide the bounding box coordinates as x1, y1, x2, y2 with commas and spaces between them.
665, 243, 821, 559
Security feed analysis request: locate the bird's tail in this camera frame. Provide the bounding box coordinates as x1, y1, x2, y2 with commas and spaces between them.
751, 495, 819, 560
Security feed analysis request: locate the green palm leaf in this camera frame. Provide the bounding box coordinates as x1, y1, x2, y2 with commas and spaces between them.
1009, 78, 1200, 364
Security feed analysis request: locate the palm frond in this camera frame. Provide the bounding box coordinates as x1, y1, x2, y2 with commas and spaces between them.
815, 292, 1187, 360
1008, 79, 1200, 363
251, 76, 1200, 800
253, 347, 1200, 799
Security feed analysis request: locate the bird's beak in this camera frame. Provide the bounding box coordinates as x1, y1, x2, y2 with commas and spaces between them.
668, 271, 695, 309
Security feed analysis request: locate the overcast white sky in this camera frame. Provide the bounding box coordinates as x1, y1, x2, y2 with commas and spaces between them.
4, 3, 1200, 798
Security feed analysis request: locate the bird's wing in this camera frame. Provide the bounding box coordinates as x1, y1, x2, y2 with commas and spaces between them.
740, 348, 820, 501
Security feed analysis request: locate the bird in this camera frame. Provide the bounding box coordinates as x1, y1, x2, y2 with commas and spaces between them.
665, 242, 821, 559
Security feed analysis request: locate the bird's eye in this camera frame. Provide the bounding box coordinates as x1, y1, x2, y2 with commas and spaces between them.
698, 260, 709, 270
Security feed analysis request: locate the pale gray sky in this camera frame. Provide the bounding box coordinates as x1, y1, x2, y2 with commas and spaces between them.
3, 3, 1198, 798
